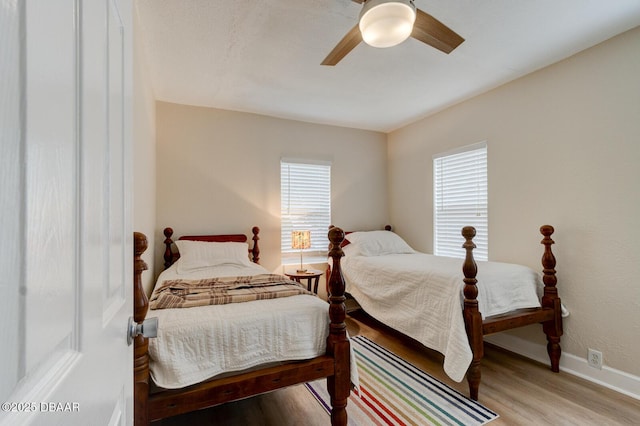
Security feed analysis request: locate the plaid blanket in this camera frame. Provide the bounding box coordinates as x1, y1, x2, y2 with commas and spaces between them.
149, 274, 314, 310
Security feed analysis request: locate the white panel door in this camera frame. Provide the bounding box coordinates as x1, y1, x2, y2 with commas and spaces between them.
0, 0, 133, 425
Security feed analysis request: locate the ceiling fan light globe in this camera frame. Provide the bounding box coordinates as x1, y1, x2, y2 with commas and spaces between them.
359, 0, 416, 48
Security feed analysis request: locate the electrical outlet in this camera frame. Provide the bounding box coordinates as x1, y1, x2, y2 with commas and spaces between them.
588, 348, 603, 370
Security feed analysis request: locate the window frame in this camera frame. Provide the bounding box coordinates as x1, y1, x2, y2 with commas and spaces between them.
280, 158, 332, 264
433, 142, 488, 260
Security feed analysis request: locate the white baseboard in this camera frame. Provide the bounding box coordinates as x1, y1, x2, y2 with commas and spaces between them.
484, 334, 640, 400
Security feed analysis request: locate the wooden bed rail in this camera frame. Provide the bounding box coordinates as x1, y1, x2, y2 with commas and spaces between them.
462, 225, 562, 401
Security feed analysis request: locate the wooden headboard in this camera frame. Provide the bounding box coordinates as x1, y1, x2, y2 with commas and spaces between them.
162, 226, 261, 269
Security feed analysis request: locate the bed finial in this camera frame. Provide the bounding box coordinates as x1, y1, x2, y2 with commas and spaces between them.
135, 232, 149, 270
163, 227, 174, 269
540, 225, 556, 289
327, 226, 346, 307
461, 226, 477, 297
134, 232, 149, 320
540, 224, 554, 238
163, 227, 173, 238
328, 227, 345, 257
251, 226, 261, 264
327, 227, 350, 425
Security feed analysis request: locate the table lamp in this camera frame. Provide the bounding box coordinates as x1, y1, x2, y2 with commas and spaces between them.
291, 230, 311, 273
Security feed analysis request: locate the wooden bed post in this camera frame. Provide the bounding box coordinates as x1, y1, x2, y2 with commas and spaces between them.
462, 226, 483, 401
326, 227, 350, 426
540, 225, 563, 372
163, 227, 174, 269
134, 232, 150, 426
251, 226, 261, 264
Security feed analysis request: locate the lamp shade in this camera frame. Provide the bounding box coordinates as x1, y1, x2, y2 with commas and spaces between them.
359, 0, 416, 48
291, 230, 311, 250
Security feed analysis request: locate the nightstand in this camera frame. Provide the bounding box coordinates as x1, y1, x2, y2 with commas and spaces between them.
284, 269, 323, 294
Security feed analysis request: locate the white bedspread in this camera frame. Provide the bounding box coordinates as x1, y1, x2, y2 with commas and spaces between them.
341, 253, 542, 382
148, 264, 355, 389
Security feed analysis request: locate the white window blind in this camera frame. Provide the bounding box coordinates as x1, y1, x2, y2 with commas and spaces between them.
281, 160, 331, 258
433, 142, 488, 260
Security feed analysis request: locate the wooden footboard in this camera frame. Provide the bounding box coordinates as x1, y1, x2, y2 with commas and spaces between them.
133, 228, 350, 425
462, 225, 563, 400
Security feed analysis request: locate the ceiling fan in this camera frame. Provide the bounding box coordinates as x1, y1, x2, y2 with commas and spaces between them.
322, 0, 464, 66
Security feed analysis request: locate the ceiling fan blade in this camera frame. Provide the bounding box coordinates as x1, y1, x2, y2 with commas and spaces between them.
411, 8, 464, 54
321, 23, 362, 66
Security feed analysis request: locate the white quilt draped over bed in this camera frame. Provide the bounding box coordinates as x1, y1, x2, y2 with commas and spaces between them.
341, 253, 542, 382
149, 263, 357, 389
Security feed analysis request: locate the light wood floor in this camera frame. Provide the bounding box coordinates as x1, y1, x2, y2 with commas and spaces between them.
154, 310, 640, 425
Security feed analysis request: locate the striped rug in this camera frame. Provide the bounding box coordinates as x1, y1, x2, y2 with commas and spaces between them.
305, 336, 498, 425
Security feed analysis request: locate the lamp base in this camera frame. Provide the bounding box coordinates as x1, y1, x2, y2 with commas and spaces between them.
296, 268, 308, 273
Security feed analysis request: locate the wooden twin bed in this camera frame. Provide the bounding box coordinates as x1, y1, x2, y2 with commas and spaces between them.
328, 224, 563, 401
133, 222, 562, 425
133, 226, 352, 425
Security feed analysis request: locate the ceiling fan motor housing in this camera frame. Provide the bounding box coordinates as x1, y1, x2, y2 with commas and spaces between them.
359, 0, 417, 48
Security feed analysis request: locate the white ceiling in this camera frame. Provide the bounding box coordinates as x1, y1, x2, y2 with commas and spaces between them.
135, 0, 640, 132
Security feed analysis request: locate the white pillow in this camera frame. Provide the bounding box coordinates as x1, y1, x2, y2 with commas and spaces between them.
341, 243, 361, 257
174, 240, 252, 273
346, 231, 414, 256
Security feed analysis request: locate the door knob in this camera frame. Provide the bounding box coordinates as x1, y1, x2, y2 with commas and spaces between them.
127, 316, 158, 346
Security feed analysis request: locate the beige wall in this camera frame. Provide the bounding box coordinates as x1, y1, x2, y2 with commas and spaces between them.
155, 102, 389, 295
388, 27, 640, 376
133, 8, 157, 295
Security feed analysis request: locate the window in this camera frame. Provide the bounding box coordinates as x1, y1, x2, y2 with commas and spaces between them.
433, 142, 488, 260
281, 159, 331, 263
